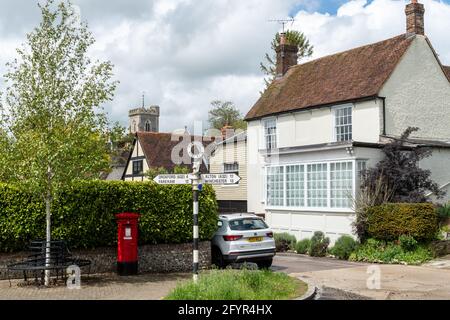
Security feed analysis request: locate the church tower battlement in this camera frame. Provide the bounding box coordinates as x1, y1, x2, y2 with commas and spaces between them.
129, 105, 160, 134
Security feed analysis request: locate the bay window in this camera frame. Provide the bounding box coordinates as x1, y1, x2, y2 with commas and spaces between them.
266, 160, 356, 210
286, 165, 305, 207
330, 162, 353, 208
267, 166, 284, 206
307, 163, 328, 208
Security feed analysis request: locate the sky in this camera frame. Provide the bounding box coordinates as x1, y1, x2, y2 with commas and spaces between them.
0, 0, 449, 133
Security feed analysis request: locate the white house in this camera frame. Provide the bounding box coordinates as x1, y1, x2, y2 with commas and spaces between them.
245, 1, 450, 243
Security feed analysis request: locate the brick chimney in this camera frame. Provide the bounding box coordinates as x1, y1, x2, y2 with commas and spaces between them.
405, 0, 425, 35
276, 33, 299, 78
221, 125, 234, 140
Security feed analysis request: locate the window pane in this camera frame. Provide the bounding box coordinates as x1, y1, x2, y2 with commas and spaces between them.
307, 163, 327, 208
267, 166, 284, 206
335, 106, 352, 142
229, 218, 268, 231
224, 163, 239, 173
330, 161, 353, 208
286, 165, 304, 207
264, 119, 277, 150
133, 160, 143, 175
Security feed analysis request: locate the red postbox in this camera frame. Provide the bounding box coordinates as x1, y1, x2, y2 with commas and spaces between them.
115, 213, 140, 276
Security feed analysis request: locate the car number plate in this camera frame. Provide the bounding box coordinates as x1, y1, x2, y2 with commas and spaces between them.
248, 237, 263, 242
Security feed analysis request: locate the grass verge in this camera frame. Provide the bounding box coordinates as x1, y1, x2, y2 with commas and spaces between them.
165, 269, 307, 300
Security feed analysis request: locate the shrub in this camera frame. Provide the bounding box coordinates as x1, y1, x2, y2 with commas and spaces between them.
0, 181, 218, 252
274, 233, 296, 252
349, 238, 433, 265
360, 127, 445, 204
398, 235, 418, 252
309, 231, 330, 257
366, 203, 438, 242
330, 235, 358, 260
437, 203, 450, 223
165, 269, 307, 300
295, 239, 311, 254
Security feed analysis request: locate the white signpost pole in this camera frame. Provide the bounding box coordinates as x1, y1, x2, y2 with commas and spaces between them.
188, 142, 204, 284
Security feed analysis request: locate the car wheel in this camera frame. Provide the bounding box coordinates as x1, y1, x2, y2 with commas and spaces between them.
257, 258, 273, 269
212, 247, 225, 269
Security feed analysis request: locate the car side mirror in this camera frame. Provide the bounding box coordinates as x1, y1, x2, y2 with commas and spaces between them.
217, 221, 223, 227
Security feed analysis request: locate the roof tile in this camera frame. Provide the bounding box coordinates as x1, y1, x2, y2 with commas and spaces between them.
443, 66, 450, 82
245, 34, 414, 120
136, 132, 212, 171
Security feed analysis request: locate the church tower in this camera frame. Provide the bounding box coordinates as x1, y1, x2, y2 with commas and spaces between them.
128, 105, 160, 134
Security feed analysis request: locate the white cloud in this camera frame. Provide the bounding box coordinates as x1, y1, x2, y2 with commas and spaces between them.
0, 0, 449, 132
292, 0, 450, 64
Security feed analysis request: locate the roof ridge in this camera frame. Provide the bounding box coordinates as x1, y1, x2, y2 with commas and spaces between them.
288, 33, 410, 72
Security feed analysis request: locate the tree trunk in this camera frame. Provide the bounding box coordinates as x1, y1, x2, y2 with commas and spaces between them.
44, 194, 51, 286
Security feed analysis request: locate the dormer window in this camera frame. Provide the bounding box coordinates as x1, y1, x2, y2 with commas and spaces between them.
334, 105, 353, 142
263, 118, 277, 150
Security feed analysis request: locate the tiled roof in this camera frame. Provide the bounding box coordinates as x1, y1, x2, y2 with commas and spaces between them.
136, 132, 212, 171
443, 66, 450, 82
245, 34, 415, 120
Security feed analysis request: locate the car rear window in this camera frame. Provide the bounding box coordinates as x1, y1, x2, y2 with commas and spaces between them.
228, 218, 268, 231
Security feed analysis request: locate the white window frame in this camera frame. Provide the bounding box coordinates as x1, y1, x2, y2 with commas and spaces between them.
333, 104, 353, 142
262, 117, 278, 150
265, 159, 357, 212
223, 162, 239, 175
266, 165, 285, 207
222, 162, 240, 188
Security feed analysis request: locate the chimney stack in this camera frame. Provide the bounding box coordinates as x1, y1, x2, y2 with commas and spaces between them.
276, 33, 298, 78
405, 0, 425, 35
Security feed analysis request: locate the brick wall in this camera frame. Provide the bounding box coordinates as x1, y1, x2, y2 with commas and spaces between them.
0, 241, 211, 280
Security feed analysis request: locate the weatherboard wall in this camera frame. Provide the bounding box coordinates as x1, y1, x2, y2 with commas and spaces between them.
209, 139, 247, 202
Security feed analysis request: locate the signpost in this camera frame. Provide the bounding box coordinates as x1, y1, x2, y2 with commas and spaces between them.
153, 174, 190, 185
201, 173, 241, 185
153, 165, 241, 283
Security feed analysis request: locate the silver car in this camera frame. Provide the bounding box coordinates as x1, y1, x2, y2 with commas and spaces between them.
211, 213, 276, 269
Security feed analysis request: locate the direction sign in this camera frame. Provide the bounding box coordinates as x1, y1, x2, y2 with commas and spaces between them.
153, 173, 241, 185
153, 174, 190, 185
201, 173, 241, 185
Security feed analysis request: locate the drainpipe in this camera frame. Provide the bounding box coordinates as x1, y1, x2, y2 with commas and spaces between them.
379, 97, 387, 136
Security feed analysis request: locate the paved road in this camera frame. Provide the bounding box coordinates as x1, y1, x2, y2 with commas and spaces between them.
272, 253, 364, 273
271, 253, 369, 300
274, 254, 450, 300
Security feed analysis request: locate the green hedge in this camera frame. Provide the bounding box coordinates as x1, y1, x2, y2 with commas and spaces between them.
366, 203, 438, 242
0, 181, 218, 252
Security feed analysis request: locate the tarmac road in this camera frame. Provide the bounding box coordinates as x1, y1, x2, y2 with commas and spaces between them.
271, 253, 370, 300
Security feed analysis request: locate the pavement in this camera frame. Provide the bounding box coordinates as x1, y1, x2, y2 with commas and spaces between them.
0, 254, 449, 300
273, 253, 450, 300
0, 273, 190, 300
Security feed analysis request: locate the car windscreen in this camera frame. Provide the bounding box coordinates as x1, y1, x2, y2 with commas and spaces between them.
228, 218, 268, 231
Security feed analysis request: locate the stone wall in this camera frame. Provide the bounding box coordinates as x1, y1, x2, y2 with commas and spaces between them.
431, 240, 450, 257
0, 242, 211, 280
